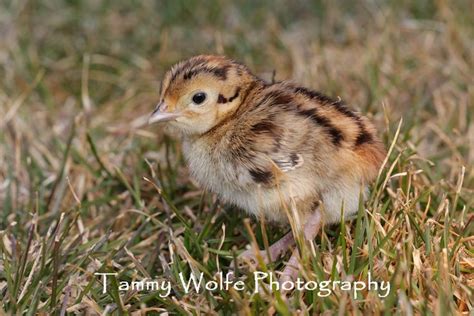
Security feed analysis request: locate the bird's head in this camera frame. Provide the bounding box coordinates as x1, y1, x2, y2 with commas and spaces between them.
149, 55, 257, 135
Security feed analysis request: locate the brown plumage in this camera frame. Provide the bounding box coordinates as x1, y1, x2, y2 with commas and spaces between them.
149, 55, 386, 281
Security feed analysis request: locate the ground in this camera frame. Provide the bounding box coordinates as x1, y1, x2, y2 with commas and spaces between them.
0, 0, 472, 314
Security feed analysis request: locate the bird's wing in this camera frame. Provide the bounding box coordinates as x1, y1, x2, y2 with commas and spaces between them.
241, 147, 304, 186
229, 90, 308, 186
271, 153, 304, 172
233, 117, 306, 186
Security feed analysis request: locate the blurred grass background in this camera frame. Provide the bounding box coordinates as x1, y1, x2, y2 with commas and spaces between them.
0, 0, 472, 314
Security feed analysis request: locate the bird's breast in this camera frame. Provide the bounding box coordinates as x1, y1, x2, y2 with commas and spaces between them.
182, 138, 244, 192
181, 138, 320, 222
182, 139, 366, 223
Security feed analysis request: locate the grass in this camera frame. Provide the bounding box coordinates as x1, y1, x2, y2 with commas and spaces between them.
0, 0, 473, 314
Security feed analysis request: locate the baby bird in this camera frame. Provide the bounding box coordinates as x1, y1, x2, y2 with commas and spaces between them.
149, 55, 385, 282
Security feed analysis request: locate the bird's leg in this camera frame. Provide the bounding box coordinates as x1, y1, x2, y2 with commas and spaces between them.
236, 231, 295, 266
279, 211, 322, 284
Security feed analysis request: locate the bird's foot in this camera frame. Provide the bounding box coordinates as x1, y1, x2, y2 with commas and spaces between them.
231, 231, 295, 269
234, 248, 270, 268
278, 211, 323, 288
278, 249, 300, 285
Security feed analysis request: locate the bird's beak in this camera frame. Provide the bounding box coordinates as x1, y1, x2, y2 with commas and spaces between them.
148, 101, 181, 124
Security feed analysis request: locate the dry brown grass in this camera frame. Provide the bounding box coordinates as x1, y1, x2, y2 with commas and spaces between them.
0, 0, 472, 314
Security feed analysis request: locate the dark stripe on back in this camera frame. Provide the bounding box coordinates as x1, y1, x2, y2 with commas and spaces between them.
294, 86, 374, 147
250, 120, 277, 133
355, 128, 373, 146
255, 89, 344, 146
297, 108, 344, 145
253, 90, 293, 111
271, 91, 294, 107
294, 87, 335, 105
295, 86, 359, 119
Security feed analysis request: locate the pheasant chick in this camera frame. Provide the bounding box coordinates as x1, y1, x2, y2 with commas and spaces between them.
148, 55, 386, 281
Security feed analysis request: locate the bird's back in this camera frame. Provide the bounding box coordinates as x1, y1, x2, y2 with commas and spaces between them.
181, 80, 385, 223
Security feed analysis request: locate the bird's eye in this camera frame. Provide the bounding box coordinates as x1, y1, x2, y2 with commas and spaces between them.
192, 92, 207, 105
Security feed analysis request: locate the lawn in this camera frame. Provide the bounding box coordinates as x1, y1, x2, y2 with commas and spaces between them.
0, 0, 472, 314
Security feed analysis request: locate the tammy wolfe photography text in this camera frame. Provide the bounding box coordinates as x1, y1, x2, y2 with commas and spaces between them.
96, 271, 390, 299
